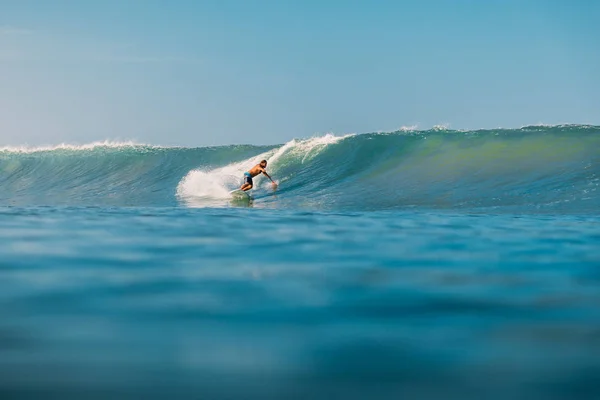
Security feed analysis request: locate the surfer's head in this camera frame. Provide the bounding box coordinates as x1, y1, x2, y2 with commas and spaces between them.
260, 160, 267, 168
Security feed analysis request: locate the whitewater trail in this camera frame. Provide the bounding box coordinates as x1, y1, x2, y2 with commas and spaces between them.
175, 134, 352, 204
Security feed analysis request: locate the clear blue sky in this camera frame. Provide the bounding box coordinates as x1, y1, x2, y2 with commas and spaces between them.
1, 0, 599, 147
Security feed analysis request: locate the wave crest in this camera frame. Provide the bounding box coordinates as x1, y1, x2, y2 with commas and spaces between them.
0, 140, 162, 154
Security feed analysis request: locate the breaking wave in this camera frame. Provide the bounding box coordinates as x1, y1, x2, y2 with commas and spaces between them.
1, 125, 599, 213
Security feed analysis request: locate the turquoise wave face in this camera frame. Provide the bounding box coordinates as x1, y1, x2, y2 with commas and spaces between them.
0, 144, 273, 207
1, 125, 599, 213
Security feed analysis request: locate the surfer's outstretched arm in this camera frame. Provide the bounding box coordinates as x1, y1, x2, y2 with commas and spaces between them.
262, 170, 275, 183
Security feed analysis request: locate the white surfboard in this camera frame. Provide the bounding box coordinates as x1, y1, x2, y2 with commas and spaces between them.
229, 189, 252, 201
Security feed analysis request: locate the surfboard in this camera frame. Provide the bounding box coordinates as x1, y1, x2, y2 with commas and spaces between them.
229, 189, 252, 201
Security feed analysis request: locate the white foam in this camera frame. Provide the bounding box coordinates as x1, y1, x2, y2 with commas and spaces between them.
0, 140, 163, 154
397, 125, 419, 132
432, 123, 451, 131
518, 122, 595, 129
525, 122, 555, 128
268, 133, 351, 164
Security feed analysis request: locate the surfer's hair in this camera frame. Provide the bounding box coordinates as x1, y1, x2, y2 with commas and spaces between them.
260, 160, 267, 164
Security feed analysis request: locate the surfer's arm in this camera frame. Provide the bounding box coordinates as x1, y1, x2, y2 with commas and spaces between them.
262, 170, 274, 183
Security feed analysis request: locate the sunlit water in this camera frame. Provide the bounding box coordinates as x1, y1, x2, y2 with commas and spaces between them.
1, 206, 599, 399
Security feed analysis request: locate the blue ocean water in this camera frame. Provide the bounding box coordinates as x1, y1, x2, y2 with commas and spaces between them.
1, 125, 599, 399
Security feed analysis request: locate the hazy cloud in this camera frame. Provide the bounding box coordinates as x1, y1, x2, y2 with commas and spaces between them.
0, 28, 196, 65
89, 53, 199, 65
0, 26, 34, 36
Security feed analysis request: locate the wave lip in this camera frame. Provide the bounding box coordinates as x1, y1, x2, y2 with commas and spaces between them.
0, 140, 166, 154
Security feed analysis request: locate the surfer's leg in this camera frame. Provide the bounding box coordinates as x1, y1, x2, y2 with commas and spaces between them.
240, 175, 253, 191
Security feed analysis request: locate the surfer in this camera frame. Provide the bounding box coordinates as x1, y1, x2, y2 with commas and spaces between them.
240, 160, 276, 191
